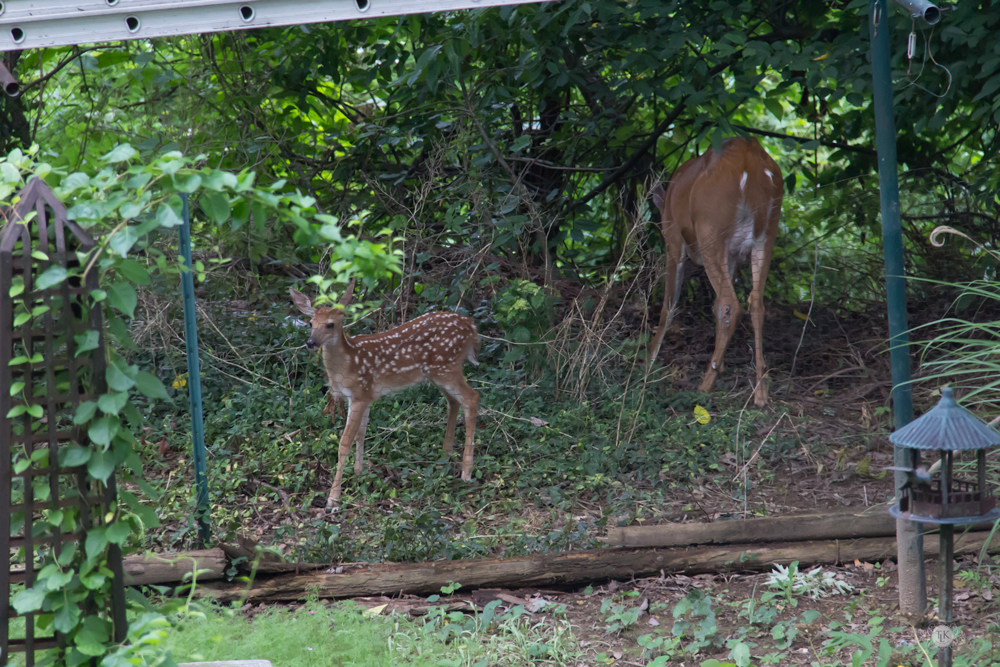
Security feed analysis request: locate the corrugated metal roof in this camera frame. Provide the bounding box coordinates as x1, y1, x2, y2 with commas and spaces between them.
889, 387, 1000, 451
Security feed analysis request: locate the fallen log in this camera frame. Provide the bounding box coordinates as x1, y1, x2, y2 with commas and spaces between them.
200, 530, 1000, 603
601, 507, 998, 548
218, 540, 326, 574
123, 548, 226, 586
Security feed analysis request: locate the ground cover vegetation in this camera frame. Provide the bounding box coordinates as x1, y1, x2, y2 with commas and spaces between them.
2, 0, 1000, 664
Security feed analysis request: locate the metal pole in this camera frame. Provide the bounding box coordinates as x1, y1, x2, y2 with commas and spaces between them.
179, 193, 211, 546
868, 0, 924, 614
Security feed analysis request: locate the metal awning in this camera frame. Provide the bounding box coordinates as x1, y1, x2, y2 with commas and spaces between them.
0, 0, 553, 51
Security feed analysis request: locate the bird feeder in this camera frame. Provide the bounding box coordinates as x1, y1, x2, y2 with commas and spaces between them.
888, 386, 1000, 667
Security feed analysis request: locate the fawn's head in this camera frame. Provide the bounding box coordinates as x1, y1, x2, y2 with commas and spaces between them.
290, 280, 355, 350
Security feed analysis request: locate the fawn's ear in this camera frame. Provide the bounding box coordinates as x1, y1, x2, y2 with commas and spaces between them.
289, 288, 315, 317
338, 278, 356, 307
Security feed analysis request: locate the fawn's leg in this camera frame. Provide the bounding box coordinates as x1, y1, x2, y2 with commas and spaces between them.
328, 399, 368, 509
441, 392, 460, 455
354, 405, 371, 474
454, 378, 479, 482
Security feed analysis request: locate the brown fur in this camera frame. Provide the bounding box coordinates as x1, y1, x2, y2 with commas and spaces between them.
648, 137, 783, 406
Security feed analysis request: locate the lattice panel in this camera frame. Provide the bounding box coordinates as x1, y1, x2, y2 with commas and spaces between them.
0, 178, 126, 665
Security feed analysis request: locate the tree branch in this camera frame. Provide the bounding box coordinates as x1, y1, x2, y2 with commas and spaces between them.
731, 124, 876, 156
19, 46, 105, 96
573, 98, 688, 209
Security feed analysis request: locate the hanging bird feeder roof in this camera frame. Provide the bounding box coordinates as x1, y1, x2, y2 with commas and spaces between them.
889, 387, 1000, 451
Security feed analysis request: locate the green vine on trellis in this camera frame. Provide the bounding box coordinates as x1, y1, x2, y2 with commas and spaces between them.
2, 143, 401, 665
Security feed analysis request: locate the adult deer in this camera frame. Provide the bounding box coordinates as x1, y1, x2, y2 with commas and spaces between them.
290, 281, 480, 509
647, 137, 783, 406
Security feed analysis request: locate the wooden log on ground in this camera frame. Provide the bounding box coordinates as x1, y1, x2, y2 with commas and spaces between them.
602, 507, 998, 548
218, 541, 326, 574
200, 530, 1000, 603
123, 548, 226, 586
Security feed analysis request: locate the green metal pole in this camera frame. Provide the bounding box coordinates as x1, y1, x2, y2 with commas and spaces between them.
869, 0, 924, 614
179, 193, 211, 546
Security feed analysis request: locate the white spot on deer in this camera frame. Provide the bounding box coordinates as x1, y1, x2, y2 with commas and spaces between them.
739, 171, 748, 191
764, 169, 774, 183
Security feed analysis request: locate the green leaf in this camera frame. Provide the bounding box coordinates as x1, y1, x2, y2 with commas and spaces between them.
97, 392, 128, 415
73, 616, 111, 655
61, 446, 92, 467
119, 201, 143, 219
106, 363, 135, 392
74, 401, 98, 425
12, 587, 46, 614
36, 265, 68, 290
27, 404, 43, 418
85, 527, 109, 558
74, 330, 100, 356
57, 542, 77, 566
200, 191, 231, 224
53, 599, 81, 633
108, 225, 140, 256
172, 172, 203, 193
156, 202, 183, 228
88, 416, 120, 447
107, 282, 137, 318
201, 170, 239, 191
43, 569, 73, 591
9, 380, 24, 396
106, 520, 131, 544
732, 642, 751, 667
87, 449, 116, 481
231, 199, 250, 231
763, 97, 784, 120
6, 404, 28, 418
80, 571, 108, 590
14, 312, 30, 327
116, 258, 150, 285
102, 144, 137, 163
120, 490, 160, 528
134, 371, 169, 400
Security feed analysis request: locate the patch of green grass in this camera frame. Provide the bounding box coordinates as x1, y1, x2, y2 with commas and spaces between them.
164, 599, 583, 667
165, 602, 396, 666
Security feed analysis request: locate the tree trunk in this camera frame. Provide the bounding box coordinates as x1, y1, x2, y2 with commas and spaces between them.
199, 530, 1000, 603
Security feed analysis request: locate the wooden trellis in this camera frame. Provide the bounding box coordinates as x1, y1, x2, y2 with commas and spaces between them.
0, 177, 126, 665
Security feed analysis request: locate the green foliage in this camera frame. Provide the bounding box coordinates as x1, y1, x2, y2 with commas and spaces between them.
139, 306, 767, 562
2, 142, 402, 663
600, 596, 643, 635
488, 278, 561, 365
762, 561, 853, 608
162, 595, 582, 667
4, 1, 998, 329
911, 235, 1000, 417
671, 590, 722, 655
